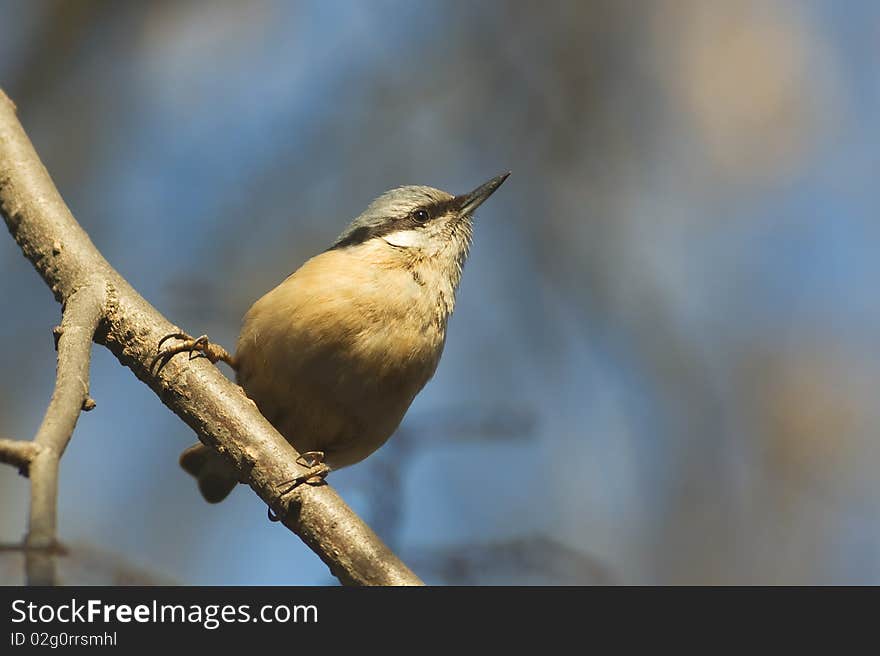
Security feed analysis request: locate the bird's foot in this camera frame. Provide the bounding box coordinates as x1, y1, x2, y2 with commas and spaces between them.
267, 451, 331, 522
151, 332, 236, 372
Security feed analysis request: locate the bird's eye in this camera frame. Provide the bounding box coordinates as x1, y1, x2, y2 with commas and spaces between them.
412, 209, 430, 223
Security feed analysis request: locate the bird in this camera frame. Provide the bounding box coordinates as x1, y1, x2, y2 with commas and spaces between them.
155, 172, 509, 503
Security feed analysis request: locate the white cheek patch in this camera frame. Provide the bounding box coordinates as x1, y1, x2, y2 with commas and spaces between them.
382, 229, 425, 249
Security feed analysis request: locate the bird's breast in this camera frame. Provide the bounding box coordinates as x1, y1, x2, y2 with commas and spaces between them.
234, 249, 448, 467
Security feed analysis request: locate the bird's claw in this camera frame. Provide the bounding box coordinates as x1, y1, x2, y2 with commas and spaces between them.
267, 451, 331, 522
151, 332, 232, 372
296, 451, 325, 468
188, 335, 210, 361
156, 331, 191, 352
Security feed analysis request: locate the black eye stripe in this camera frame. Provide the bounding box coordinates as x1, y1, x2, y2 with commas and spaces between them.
408, 197, 459, 223
330, 196, 458, 250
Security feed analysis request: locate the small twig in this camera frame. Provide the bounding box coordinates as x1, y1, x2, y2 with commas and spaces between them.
0, 438, 41, 474
24, 283, 104, 585
0, 542, 65, 553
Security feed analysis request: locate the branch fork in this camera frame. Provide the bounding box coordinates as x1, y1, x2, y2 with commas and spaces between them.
0, 89, 421, 586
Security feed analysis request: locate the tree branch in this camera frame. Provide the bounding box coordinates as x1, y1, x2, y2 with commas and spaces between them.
24, 282, 103, 584
0, 438, 41, 473
0, 89, 422, 586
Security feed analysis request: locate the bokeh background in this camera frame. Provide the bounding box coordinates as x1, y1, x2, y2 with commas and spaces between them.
1, 0, 878, 585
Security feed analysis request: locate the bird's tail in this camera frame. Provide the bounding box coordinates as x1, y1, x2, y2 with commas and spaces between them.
179, 443, 238, 503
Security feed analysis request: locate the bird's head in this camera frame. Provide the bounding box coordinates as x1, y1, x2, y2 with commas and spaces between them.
330, 173, 509, 278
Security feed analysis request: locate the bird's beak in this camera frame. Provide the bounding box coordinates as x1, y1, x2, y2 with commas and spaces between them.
455, 172, 510, 215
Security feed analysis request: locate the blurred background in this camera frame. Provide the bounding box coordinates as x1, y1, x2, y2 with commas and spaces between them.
0, 0, 878, 585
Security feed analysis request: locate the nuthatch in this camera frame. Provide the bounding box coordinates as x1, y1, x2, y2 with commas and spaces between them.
156, 172, 509, 502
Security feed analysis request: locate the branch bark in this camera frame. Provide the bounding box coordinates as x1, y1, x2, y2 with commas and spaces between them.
0, 89, 422, 586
